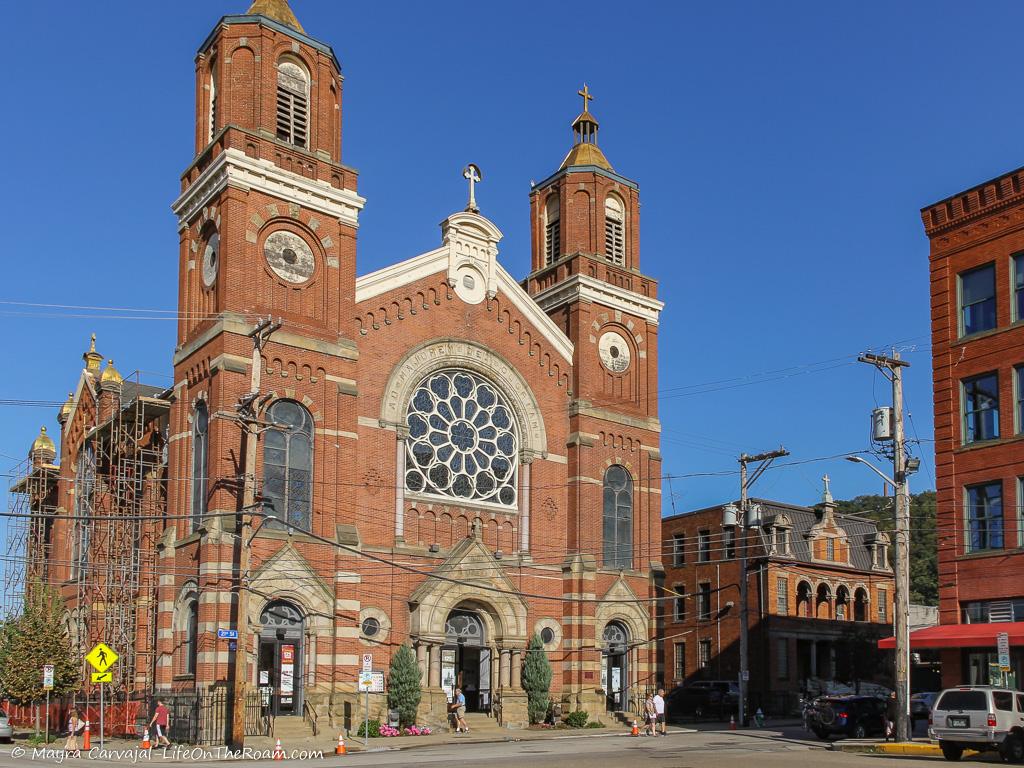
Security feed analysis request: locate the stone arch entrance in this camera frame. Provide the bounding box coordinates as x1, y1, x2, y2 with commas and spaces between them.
602, 621, 629, 712
257, 599, 305, 716
443, 609, 492, 712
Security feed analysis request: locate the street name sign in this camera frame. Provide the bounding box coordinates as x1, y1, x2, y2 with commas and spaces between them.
217, 629, 238, 640
997, 632, 1011, 672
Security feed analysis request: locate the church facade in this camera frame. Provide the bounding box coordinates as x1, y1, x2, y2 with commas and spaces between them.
23, 0, 665, 730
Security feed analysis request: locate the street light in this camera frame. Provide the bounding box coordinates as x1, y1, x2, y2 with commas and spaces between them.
844, 453, 917, 742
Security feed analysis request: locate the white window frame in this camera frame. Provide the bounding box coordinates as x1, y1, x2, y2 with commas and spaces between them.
604, 195, 625, 266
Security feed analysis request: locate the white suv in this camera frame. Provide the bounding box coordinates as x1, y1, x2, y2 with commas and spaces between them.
929, 686, 1024, 762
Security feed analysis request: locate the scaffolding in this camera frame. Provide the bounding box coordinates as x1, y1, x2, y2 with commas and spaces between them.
3, 456, 58, 618
75, 371, 170, 698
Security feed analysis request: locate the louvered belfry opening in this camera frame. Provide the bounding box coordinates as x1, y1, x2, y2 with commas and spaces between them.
544, 193, 560, 265
604, 195, 625, 265
276, 60, 309, 147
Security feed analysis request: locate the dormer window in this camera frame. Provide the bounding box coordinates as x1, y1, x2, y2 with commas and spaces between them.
604, 195, 624, 266
276, 59, 309, 147
544, 193, 560, 265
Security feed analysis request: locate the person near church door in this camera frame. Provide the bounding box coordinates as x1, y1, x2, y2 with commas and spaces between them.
454, 688, 469, 733
653, 689, 667, 735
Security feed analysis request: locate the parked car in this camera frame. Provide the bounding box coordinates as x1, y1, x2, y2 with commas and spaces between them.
929, 685, 1024, 762
666, 680, 739, 720
0, 711, 13, 743
911, 691, 938, 729
807, 695, 887, 740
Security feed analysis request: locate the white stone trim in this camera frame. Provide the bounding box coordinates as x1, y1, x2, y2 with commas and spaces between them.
532, 274, 664, 325
171, 148, 366, 232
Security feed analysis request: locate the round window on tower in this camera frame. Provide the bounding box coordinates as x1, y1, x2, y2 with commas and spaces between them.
201, 232, 220, 288
598, 331, 631, 373
540, 627, 554, 644
263, 230, 315, 284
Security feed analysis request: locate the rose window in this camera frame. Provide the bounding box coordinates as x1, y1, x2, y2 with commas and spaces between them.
405, 370, 519, 506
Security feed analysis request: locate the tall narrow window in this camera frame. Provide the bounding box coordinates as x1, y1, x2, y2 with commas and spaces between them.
674, 641, 686, 680
1016, 366, 1023, 434
825, 538, 835, 561
877, 588, 888, 623
602, 465, 633, 569
959, 263, 996, 336
264, 400, 314, 531
698, 639, 711, 669
191, 401, 209, 531
276, 59, 309, 147
962, 372, 1000, 443
208, 62, 217, 142
698, 582, 711, 620
544, 193, 560, 265
184, 599, 199, 676
965, 481, 1003, 552
604, 195, 625, 266
698, 529, 711, 562
673, 584, 685, 622
672, 533, 685, 565
724, 527, 736, 559
1019, 478, 1024, 549
776, 577, 789, 615
1014, 252, 1024, 323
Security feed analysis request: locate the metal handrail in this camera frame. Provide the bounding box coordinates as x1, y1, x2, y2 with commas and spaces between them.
302, 700, 318, 737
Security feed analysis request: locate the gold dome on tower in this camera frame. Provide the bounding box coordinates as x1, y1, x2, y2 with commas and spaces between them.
560, 84, 613, 172
31, 426, 56, 456
246, 0, 305, 33
101, 359, 123, 386
58, 392, 74, 422
83, 333, 103, 373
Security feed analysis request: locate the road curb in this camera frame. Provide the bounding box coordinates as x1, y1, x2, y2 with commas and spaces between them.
830, 741, 975, 757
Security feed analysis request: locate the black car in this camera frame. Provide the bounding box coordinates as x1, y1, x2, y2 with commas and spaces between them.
808, 695, 887, 740
666, 681, 740, 721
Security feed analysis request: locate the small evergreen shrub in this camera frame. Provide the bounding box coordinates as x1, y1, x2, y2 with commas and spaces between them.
355, 719, 381, 738
565, 710, 589, 728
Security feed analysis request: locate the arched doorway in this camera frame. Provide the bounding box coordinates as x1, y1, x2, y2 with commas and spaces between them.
601, 622, 629, 712
257, 600, 305, 716
443, 610, 491, 712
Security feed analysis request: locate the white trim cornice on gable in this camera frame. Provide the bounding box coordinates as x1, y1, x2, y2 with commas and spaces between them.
532, 274, 665, 325
171, 148, 366, 232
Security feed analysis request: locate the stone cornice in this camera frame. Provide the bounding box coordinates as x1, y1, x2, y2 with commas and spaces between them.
532, 274, 664, 325
171, 148, 366, 232
921, 163, 1024, 238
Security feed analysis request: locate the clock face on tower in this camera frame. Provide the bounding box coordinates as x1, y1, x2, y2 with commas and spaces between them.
264, 230, 315, 284
201, 232, 219, 288
598, 331, 631, 373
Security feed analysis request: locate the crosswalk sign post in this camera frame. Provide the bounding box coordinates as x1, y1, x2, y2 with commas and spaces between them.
86, 643, 118, 751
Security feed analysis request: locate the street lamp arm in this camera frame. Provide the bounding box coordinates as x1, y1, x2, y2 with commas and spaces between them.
845, 455, 896, 488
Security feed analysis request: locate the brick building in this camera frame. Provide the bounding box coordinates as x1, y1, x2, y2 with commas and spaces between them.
14, 0, 665, 734
660, 482, 895, 710
886, 160, 1024, 687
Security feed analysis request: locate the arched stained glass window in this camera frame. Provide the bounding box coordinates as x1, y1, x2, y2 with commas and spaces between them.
264, 400, 313, 531
191, 400, 209, 531
602, 465, 633, 569
184, 598, 199, 675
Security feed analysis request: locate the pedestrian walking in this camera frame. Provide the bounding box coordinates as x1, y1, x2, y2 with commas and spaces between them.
643, 693, 658, 736
148, 698, 171, 747
653, 689, 667, 735
454, 688, 469, 733
64, 708, 84, 754
884, 691, 897, 742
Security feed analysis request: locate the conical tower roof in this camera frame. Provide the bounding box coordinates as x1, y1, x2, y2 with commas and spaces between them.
246, 0, 304, 33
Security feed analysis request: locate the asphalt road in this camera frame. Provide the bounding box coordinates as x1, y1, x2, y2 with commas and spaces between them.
0, 728, 1005, 768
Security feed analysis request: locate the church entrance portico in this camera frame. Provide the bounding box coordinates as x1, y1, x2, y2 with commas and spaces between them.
443, 610, 492, 713
257, 600, 304, 717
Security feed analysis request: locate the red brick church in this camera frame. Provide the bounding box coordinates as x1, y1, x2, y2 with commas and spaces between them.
16, 0, 664, 732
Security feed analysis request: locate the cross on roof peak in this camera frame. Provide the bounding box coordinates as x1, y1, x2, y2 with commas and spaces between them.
578, 83, 594, 114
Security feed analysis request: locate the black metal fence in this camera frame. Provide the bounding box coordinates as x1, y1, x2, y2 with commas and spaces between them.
162, 690, 270, 745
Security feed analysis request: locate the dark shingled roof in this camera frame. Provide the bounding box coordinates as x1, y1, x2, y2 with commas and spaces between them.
754, 499, 883, 572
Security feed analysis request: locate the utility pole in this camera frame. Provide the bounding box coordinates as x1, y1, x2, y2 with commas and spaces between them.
858, 351, 911, 743
229, 317, 280, 749
730, 447, 789, 728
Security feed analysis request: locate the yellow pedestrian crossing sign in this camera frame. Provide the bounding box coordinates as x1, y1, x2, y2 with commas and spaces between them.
86, 643, 118, 673
91, 671, 112, 684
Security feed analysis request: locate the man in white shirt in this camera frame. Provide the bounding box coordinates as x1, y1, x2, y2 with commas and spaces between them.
653, 688, 666, 735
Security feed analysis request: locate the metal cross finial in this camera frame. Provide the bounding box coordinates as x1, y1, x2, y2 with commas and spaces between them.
463, 163, 482, 213
578, 83, 593, 113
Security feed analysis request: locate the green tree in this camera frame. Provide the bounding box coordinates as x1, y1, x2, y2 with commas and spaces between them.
387, 644, 421, 728
819, 491, 937, 605
522, 634, 552, 725
0, 581, 80, 704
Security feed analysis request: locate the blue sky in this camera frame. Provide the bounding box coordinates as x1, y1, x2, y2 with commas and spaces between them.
2, 0, 1021, 512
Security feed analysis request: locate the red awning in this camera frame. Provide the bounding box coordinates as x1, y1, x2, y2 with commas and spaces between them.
878, 622, 1024, 650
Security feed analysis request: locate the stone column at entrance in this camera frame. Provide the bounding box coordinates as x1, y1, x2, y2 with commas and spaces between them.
416, 642, 428, 687
511, 649, 522, 690
429, 643, 441, 688
490, 647, 500, 694
500, 648, 511, 688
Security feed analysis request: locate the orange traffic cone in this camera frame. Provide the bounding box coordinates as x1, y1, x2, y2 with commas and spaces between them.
141, 728, 151, 749
729, 715, 736, 730
273, 738, 284, 761
335, 733, 347, 755
631, 720, 639, 737
82, 721, 91, 750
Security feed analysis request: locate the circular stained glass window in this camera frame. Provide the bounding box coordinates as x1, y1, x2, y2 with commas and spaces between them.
540, 627, 555, 645
405, 370, 519, 507
361, 617, 380, 638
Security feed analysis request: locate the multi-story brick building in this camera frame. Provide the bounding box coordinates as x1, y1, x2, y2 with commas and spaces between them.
13, 0, 665, 735
661, 482, 895, 710
890, 160, 1024, 687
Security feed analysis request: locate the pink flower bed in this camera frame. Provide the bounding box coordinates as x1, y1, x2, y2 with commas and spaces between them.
378, 725, 432, 737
